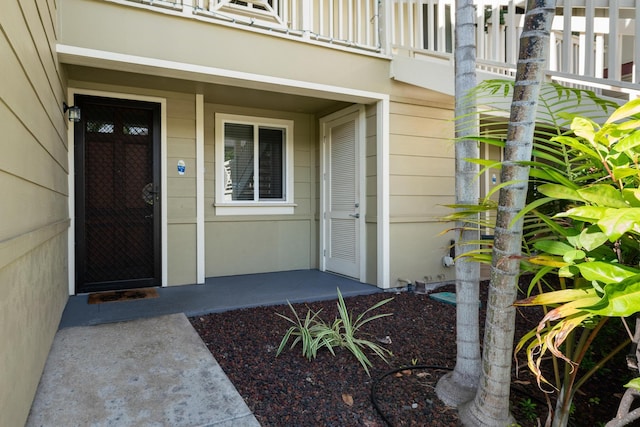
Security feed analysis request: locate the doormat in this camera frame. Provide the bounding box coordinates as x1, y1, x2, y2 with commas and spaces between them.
88, 288, 159, 304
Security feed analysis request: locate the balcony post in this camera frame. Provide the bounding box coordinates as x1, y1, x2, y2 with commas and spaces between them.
595, 34, 604, 78
301, 0, 312, 39
182, 0, 195, 16
562, 0, 572, 74
608, 0, 621, 81
379, 0, 392, 55
584, 0, 595, 76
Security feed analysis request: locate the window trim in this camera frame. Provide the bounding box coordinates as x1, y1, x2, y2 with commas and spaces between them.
214, 113, 295, 215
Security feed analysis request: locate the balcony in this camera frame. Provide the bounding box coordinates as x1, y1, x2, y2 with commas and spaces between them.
107, 0, 638, 100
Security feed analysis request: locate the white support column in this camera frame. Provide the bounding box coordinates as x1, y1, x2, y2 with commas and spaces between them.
408, 0, 415, 49
301, 0, 312, 39
506, 0, 517, 65
182, 0, 195, 16
449, 0, 455, 54
437, 0, 446, 52
365, 0, 372, 46
329, 0, 334, 40
584, 0, 595, 76
319, 0, 325, 37
380, 0, 392, 54
490, 3, 500, 61
196, 94, 205, 284
376, 98, 390, 289
562, 0, 573, 73
338, 0, 344, 40
347, 0, 354, 42
427, 0, 436, 51
549, 31, 558, 71
416, 0, 424, 50
578, 33, 586, 75
608, 0, 620, 80
398, 0, 405, 47
356, 0, 362, 45
595, 34, 604, 78
476, 1, 485, 61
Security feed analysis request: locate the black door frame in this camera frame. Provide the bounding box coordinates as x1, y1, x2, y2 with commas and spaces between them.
74, 95, 162, 294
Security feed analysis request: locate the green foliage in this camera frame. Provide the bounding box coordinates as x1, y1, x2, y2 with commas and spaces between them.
512, 99, 640, 425
450, 81, 640, 426
519, 397, 539, 422
625, 377, 640, 390
276, 288, 394, 376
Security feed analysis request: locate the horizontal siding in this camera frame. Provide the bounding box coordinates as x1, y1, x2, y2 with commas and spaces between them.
167, 224, 196, 285
0, 102, 67, 196
0, 37, 67, 188
389, 222, 456, 286
390, 155, 454, 177
392, 134, 455, 158
205, 220, 311, 276
390, 113, 454, 139
1, 2, 66, 152
167, 95, 196, 227
389, 101, 455, 217
0, 1, 68, 426
389, 195, 454, 220
0, 174, 68, 239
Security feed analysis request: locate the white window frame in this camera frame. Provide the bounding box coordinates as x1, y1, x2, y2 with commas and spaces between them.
214, 113, 295, 215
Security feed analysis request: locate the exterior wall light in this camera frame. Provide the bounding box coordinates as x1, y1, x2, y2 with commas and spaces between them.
63, 102, 81, 122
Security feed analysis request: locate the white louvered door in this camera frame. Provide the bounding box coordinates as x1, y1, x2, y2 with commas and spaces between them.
325, 110, 360, 278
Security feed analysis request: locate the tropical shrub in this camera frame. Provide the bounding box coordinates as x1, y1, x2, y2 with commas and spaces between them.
276, 288, 394, 376
514, 98, 640, 427
445, 80, 638, 426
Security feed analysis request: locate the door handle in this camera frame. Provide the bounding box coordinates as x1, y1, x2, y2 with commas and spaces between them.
349, 213, 360, 218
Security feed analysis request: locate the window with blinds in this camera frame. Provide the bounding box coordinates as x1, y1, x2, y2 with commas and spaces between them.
215, 113, 294, 215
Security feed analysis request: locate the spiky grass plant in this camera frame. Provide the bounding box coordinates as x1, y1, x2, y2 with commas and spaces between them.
276, 288, 393, 375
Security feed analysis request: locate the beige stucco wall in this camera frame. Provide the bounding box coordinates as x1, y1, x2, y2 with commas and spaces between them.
0, 1, 69, 425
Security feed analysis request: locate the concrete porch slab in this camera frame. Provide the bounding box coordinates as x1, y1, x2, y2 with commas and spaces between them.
26, 313, 259, 427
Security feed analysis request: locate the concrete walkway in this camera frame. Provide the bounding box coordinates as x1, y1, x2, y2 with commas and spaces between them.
27, 270, 380, 426
27, 314, 260, 427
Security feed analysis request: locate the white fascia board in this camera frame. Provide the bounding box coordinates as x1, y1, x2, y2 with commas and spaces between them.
57, 44, 385, 104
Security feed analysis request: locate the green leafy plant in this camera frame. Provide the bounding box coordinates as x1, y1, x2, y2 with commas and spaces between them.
276, 288, 394, 376
513, 98, 640, 426
519, 397, 539, 422
446, 81, 638, 426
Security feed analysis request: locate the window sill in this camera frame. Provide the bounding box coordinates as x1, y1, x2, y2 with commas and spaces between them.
214, 203, 297, 216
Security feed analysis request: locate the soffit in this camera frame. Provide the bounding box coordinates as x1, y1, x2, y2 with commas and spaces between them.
64, 64, 352, 114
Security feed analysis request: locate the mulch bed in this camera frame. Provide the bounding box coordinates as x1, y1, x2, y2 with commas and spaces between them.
190, 282, 635, 426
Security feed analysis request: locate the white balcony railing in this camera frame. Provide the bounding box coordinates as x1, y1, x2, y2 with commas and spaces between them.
121, 0, 639, 99
191, 0, 381, 51
391, 0, 639, 100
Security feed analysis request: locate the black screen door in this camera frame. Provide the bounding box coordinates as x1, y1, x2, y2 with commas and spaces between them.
74, 96, 161, 293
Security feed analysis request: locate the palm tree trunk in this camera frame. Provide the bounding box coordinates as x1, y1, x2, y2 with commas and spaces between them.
458, 0, 557, 425
435, 0, 481, 407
